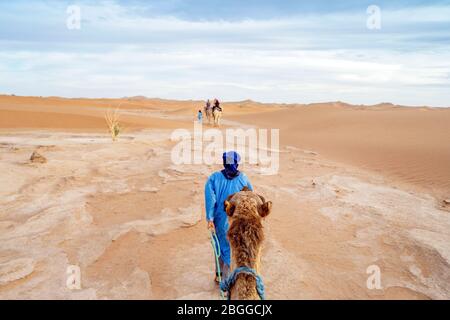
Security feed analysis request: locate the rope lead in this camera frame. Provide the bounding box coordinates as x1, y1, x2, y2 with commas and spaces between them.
209, 230, 225, 300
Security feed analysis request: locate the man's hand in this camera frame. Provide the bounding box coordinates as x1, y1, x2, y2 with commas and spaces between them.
207, 220, 215, 231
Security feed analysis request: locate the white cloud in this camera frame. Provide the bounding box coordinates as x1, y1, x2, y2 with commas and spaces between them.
0, 1, 450, 106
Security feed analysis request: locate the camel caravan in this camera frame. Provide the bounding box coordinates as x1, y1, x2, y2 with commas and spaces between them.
203, 98, 222, 127
198, 105, 271, 300
199, 103, 271, 300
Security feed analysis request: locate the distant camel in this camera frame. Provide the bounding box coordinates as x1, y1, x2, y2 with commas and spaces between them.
204, 106, 213, 125
213, 107, 222, 127
222, 187, 272, 300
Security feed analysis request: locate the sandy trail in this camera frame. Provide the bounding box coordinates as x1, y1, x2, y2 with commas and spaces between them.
1, 126, 449, 299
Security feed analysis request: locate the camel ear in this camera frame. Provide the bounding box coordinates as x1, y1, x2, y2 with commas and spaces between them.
224, 200, 235, 217
258, 201, 272, 218
241, 186, 250, 192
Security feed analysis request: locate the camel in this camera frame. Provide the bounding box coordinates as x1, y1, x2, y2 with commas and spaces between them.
212, 107, 222, 127
222, 187, 272, 300
204, 106, 213, 125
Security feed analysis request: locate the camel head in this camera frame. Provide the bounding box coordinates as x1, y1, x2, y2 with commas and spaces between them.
223, 186, 272, 300
224, 186, 272, 221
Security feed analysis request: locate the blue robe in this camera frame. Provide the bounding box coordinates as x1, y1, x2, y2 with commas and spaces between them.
204, 171, 253, 266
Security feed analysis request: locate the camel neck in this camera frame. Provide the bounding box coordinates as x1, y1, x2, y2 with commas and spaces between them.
228, 215, 264, 268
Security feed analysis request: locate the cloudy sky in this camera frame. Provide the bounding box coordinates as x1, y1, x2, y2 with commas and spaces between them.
1, 0, 450, 106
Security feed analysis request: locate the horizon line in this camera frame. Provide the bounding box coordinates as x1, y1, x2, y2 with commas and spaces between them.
1, 93, 449, 109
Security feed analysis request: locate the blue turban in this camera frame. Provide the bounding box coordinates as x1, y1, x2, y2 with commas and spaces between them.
222, 151, 241, 180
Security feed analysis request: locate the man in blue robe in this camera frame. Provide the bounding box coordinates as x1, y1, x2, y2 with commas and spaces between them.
204, 151, 253, 283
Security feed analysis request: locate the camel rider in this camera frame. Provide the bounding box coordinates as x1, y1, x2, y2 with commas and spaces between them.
205, 151, 253, 283
205, 99, 211, 111
213, 99, 222, 112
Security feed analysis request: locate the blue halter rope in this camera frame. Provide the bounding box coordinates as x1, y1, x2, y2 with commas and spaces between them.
209, 230, 225, 300
220, 266, 265, 300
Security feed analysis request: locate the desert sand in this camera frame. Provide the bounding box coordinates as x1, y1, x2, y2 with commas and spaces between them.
0, 95, 449, 299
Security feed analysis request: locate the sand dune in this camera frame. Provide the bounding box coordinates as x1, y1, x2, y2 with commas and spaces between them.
0, 95, 449, 299
0, 95, 194, 131
231, 102, 450, 199
0, 95, 277, 131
